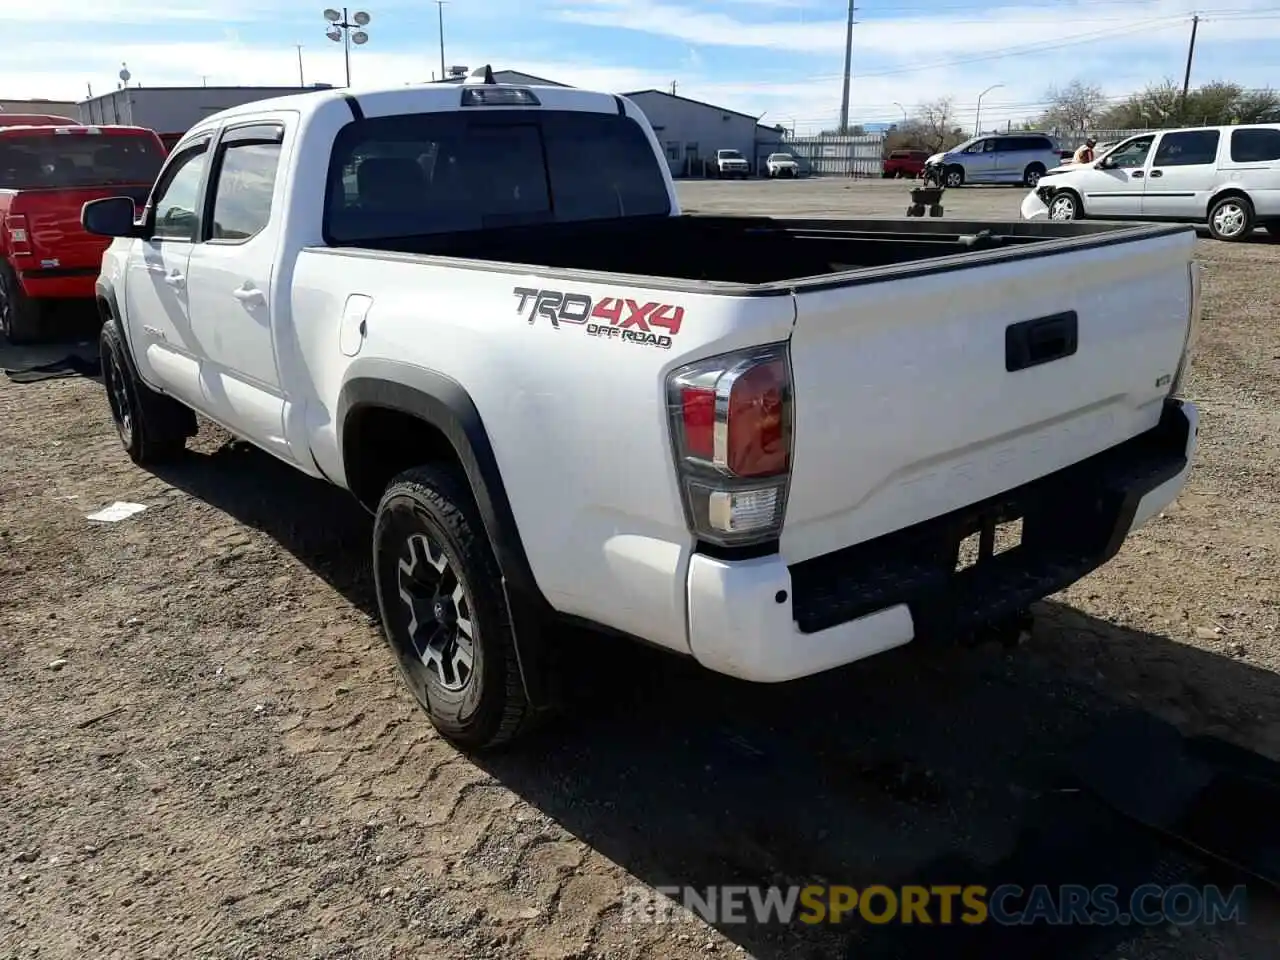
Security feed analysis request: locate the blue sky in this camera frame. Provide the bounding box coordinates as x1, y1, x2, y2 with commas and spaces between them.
5, 0, 1279, 134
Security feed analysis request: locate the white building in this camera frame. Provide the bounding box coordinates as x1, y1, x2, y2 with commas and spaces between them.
620, 90, 782, 177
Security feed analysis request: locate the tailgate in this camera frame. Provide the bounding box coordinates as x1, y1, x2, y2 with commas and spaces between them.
12, 186, 149, 270
781, 227, 1196, 564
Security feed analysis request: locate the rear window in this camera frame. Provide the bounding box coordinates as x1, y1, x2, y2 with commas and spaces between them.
1229, 127, 1280, 163
325, 109, 671, 243
0, 132, 164, 189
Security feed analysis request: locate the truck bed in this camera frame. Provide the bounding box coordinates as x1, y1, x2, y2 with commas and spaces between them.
335, 214, 1191, 291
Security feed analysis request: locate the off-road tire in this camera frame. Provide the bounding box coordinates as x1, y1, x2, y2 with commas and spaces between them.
373, 465, 535, 751
99, 321, 194, 464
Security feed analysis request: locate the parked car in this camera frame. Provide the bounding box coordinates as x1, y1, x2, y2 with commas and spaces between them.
0, 122, 166, 343
924, 132, 1063, 188
1022, 124, 1280, 241
765, 152, 799, 178
883, 149, 929, 179
711, 148, 750, 178
84, 68, 1201, 750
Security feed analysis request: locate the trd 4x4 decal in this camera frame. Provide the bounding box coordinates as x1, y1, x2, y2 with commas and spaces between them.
512, 286, 684, 349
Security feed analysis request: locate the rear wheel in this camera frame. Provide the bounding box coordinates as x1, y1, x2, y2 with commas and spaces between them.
1047, 191, 1080, 221
1208, 195, 1254, 242
100, 322, 194, 464
1023, 163, 1046, 188
0, 261, 45, 345
373, 465, 535, 751
944, 166, 965, 188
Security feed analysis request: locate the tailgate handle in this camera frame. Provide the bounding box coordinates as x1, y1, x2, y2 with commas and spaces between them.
1005, 311, 1078, 372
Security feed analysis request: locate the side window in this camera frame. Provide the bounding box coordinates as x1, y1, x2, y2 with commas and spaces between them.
964, 140, 987, 154
996, 138, 1020, 152
1230, 128, 1280, 163
983, 139, 997, 153
1108, 136, 1155, 168
1153, 130, 1220, 167
151, 144, 209, 241
208, 128, 283, 242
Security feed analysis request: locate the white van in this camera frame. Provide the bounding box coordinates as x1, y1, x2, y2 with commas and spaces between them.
1020, 124, 1280, 241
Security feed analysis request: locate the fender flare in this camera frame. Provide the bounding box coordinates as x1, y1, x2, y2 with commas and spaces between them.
336, 360, 556, 709
95, 278, 141, 380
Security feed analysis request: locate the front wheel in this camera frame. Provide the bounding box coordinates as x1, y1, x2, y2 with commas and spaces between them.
100, 322, 194, 464
1047, 191, 1080, 221
1023, 164, 1046, 188
944, 166, 965, 188
373, 465, 535, 751
1208, 195, 1254, 242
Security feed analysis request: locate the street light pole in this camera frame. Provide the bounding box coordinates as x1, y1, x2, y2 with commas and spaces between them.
296, 44, 306, 87
892, 101, 907, 124
324, 7, 372, 88
974, 83, 1004, 137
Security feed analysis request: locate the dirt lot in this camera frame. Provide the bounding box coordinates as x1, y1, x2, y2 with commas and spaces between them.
2, 179, 1279, 960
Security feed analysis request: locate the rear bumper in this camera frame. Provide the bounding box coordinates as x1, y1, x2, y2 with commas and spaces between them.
17, 267, 99, 300
686, 399, 1198, 682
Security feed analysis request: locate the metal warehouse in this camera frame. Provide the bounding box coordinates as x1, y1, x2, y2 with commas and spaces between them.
435, 70, 784, 177
78, 85, 334, 145
60, 69, 783, 176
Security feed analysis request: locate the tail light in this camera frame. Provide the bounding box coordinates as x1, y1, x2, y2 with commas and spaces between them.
1169, 260, 1202, 397
666, 342, 793, 547
5, 215, 32, 256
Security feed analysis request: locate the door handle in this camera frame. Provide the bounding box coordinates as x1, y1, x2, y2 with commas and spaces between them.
1131, 171, 1144, 179
164, 272, 185, 288
232, 285, 265, 305
1149, 169, 1163, 178
1005, 311, 1079, 372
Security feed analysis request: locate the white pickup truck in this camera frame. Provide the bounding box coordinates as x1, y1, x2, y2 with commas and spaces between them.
83, 68, 1202, 750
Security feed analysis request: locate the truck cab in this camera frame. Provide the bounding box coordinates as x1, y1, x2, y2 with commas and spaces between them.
0, 123, 165, 343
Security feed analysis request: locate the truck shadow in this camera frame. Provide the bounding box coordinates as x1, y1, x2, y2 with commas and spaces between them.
151, 436, 1280, 960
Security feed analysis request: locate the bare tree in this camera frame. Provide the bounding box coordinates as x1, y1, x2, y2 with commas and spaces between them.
1040, 80, 1108, 135
913, 97, 964, 152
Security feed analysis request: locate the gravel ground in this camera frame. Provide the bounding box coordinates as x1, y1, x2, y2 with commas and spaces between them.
2, 179, 1278, 960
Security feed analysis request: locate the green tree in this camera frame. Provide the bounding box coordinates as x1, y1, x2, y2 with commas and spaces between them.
1099, 80, 1280, 128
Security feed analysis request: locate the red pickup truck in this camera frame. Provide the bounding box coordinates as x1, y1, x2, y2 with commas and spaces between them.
1, 123, 165, 343
882, 149, 929, 179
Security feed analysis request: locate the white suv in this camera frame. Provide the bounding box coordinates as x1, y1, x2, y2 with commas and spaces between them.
1022, 123, 1280, 241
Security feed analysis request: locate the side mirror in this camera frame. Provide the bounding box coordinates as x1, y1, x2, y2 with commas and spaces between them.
81, 196, 145, 239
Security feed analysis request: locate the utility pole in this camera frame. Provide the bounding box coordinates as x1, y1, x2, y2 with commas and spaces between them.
838, 0, 857, 133
1180, 14, 1200, 114
296, 44, 305, 87
435, 0, 448, 85
670, 80, 678, 96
